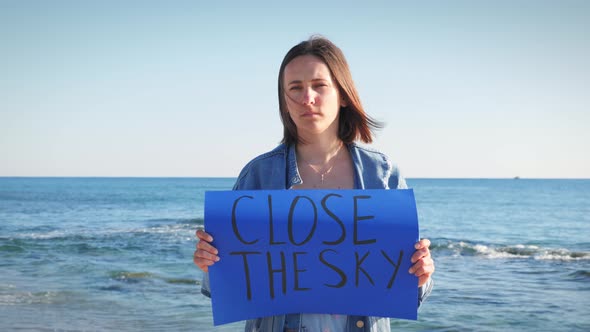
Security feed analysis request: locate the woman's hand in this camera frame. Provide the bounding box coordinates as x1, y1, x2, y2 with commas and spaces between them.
193, 229, 220, 272
409, 238, 435, 287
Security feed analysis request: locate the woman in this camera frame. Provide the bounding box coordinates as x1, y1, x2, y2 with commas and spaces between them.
194, 36, 434, 332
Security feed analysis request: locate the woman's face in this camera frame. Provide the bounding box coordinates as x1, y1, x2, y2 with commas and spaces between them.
283, 55, 345, 141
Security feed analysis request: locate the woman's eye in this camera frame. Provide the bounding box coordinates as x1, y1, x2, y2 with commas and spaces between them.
289, 86, 302, 91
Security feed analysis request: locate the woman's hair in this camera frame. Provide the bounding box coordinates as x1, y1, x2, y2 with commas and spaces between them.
278, 35, 382, 145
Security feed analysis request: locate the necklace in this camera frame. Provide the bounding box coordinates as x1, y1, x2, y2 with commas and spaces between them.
303, 143, 343, 184
306, 161, 335, 184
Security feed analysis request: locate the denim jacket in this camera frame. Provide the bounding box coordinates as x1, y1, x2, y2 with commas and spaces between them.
201, 143, 433, 332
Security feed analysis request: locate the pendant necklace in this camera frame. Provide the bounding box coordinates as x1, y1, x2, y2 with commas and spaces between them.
303, 143, 342, 185
306, 161, 335, 184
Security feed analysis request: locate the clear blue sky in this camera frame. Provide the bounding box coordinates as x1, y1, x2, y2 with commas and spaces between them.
1, 1, 589, 178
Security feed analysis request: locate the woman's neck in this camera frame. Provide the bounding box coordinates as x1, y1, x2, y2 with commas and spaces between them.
296, 137, 344, 165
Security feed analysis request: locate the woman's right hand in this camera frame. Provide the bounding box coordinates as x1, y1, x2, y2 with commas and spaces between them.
193, 229, 219, 272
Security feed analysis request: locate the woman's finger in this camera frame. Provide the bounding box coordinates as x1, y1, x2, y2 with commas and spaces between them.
412, 262, 433, 276
194, 248, 220, 262
197, 240, 219, 255
193, 251, 219, 272
415, 238, 431, 250
410, 257, 434, 275
196, 229, 213, 242
193, 259, 211, 272
411, 248, 430, 263
408, 259, 423, 274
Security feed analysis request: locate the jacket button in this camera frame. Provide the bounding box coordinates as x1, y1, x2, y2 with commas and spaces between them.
356, 320, 364, 328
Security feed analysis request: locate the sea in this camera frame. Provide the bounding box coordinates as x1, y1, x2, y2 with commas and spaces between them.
0, 177, 588, 331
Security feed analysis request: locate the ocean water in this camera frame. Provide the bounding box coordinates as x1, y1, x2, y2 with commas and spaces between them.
0, 177, 588, 331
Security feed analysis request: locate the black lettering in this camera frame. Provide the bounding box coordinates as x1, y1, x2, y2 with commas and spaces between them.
266, 251, 287, 299
353, 195, 376, 245
268, 195, 285, 245
288, 196, 317, 246
321, 193, 346, 245
229, 251, 261, 300
355, 251, 375, 286
231, 195, 259, 245
319, 249, 347, 288
292, 252, 310, 292
381, 250, 404, 289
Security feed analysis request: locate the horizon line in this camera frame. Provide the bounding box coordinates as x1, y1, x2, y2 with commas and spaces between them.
1, 176, 589, 180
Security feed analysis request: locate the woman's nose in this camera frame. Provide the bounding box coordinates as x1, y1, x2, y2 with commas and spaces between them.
301, 88, 316, 105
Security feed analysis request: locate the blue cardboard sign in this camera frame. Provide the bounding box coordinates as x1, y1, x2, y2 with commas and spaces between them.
204, 189, 419, 325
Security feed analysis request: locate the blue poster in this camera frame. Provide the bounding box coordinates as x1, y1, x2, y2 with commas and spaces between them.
204, 189, 419, 325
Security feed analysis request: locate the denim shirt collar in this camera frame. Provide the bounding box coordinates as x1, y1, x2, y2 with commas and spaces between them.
286, 144, 302, 189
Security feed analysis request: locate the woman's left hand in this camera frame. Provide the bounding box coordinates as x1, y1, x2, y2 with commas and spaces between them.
409, 238, 435, 287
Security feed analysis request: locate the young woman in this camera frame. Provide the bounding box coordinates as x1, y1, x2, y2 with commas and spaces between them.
194, 36, 435, 332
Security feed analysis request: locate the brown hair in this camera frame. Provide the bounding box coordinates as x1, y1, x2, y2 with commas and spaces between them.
278, 36, 382, 145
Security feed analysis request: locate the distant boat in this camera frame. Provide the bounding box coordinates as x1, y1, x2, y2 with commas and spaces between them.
514, 176, 520, 180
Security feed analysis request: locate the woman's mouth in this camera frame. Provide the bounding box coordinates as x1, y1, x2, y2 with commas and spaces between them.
301, 110, 320, 117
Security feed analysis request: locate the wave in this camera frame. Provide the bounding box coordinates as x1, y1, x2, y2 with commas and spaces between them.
2, 216, 205, 241
108, 270, 199, 285
0, 244, 25, 253
0, 222, 201, 257
5, 221, 201, 241
0, 290, 65, 306
567, 270, 590, 281
142, 217, 204, 225
432, 239, 590, 261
